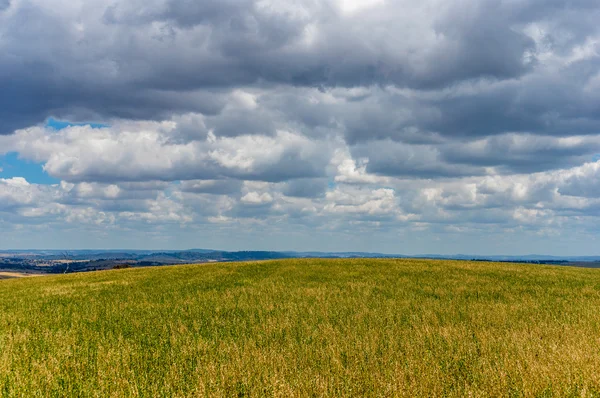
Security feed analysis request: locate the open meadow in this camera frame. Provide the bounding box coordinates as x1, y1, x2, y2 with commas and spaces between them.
1, 258, 600, 397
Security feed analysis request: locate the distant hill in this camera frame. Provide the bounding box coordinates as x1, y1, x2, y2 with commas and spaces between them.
2, 249, 600, 274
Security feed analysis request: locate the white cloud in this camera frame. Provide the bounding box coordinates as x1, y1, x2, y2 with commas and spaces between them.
241, 192, 274, 205
1, 122, 332, 183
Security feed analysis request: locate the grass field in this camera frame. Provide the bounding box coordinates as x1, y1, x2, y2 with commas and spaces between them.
1, 258, 600, 397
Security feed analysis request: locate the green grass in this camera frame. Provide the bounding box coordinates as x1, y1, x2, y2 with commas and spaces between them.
1, 258, 600, 397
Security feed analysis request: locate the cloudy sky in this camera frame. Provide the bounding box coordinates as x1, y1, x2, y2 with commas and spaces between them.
1, 0, 600, 254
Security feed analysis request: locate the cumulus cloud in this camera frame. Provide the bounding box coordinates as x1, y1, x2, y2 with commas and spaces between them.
3, 156, 600, 252
2, 0, 600, 253
1, 122, 332, 183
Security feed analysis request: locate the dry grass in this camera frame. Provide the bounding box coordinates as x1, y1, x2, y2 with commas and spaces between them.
1, 258, 600, 397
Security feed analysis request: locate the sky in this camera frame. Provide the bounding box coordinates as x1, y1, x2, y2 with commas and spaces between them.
1, 0, 600, 254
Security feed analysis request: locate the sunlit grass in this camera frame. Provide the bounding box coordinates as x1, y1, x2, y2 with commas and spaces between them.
1, 258, 600, 396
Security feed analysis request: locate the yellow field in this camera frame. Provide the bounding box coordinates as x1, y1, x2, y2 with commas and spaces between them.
1, 258, 600, 397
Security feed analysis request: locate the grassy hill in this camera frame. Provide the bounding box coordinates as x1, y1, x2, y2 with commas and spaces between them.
1, 259, 600, 397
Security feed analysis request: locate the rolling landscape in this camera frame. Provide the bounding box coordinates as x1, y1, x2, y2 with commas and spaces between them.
2, 249, 600, 278
2, 258, 600, 396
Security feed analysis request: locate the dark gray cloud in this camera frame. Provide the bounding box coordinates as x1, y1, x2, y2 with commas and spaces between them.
103, 0, 256, 27
351, 140, 485, 178
206, 108, 277, 138
1, 0, 579, 134
180, 179, 243, 195
420, 68, 600, 139
441, 135, 600, 173
282, 178, 328, 198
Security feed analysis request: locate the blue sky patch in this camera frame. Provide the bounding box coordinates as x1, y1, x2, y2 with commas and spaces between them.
46, 117, 109, 130
0, 152, 60, 184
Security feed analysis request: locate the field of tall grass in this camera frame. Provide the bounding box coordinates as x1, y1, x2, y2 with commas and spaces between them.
1, 258, 600, 397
